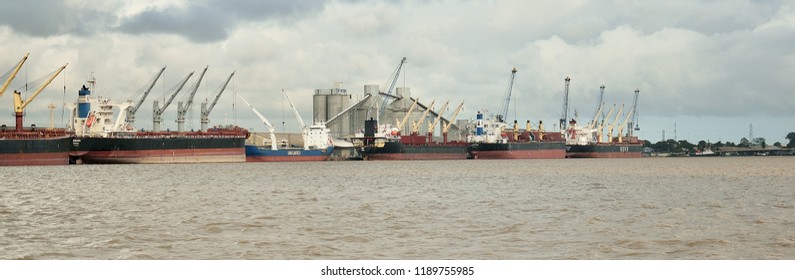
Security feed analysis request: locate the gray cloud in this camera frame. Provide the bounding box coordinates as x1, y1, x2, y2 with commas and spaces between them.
0, 0, 115, 37
117, 0, 327, 42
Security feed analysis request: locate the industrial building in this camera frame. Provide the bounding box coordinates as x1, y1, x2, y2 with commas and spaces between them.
312, 83, 467, 143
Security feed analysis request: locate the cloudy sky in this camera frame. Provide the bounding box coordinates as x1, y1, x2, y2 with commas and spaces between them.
2, 0, 793, 144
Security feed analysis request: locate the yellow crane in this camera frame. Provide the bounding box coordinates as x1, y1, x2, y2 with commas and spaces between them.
588, 102, 604, 130
606, 104, 624, 143
396, 98, 419, 134
597, 104, 615, 142
615, 106, 635, 143
1, 53, 28, 99
442, 101, 464, 143
13, 63, 68, 131
411, 99, 435, 135
427, 99, 450, 141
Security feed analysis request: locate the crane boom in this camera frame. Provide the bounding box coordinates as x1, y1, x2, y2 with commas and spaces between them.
616, 106, 635, 142
588, 102, 604, 130
597, 104, 615, 142
607, 104, 624, 142
1, 53, 28, 99
443, 101, 464, 133
629, 89, 640, 135
560, 77, 571, 130
429, 99, 450, 133
412, 99, 434, 134
153, 71, 194, 131
177, 66, 208, 132
200, 71, 235, 131
590, 85, 605, 128
370, 57, 407, 121
126, 66, 166, 125
397, 97, 419, 133
13, 63, 67, 131
237, 93, 277, 151
497, 68, 517, 123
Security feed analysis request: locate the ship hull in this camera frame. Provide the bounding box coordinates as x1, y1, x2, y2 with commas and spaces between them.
468, 141, 565, 159
566, 143, 644, 158
364, 142, 468, 160
245, 146, 333, 162
71, 136, 246, 164
0, 136, 72, 166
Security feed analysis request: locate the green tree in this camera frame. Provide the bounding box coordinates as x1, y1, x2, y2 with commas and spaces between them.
787, 132, 795, 148
774, 142, 782, 148
739, 137, 750, 147
752, 137, 766, 149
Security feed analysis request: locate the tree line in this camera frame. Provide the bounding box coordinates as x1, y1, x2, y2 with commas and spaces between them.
644, 132, 795, 153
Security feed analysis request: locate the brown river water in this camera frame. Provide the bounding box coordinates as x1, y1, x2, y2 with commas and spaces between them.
1, 157, 793, 259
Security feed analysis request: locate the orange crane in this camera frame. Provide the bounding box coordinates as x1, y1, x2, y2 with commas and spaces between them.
13, 63, 68, 131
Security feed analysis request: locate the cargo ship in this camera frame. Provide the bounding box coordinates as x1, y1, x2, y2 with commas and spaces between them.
69, 71, 248, 164
564, 99, 644, 159
0, 53, 72, 166
238, 91, 334, 162
355, 121, 469, 160
1, 129, 72, 166
466, 112, 565, 159
355, 100, 469, 160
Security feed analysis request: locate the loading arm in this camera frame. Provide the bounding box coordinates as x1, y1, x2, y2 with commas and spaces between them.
177, 66, 208, 132
126, 66, 166, 125
396, 98, 419, 133
411, 99, 435, 134
200, 71, 235, 131
428, 99, 450, 135
13, 63, 68, 131
1, 53, 28, 99
153, 71, 194, 131
237, 94, 277, 151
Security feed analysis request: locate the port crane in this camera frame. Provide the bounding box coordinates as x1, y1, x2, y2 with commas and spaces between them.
176, 66, 208, 132
282, 89, 324, 150
153, 71, 194, 131
125, 66, 166, 127
560, 77, 571, 130
237, 93, 277, 151
496, 68, 517, 123
411, 99, 435, 135
396, 98, 419, 134
628, 89, 640, 136
589, 85, 605, 129
368, 57, 407, 122
13, 63, 68, 131
0, 53, 28, 99
442, 101, 464, 143
427, 99, 450, 140
200, 71, 235, 132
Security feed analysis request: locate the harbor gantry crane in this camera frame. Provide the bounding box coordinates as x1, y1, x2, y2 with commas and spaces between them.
396, 98, 419, 134
411, 99, 435, 135
368, 57, 407, 122
606, 104, 624, 142
200, 71, 235, 132
13, 63, 68, 131
590, 85, 605, 128
0, 53, 28, 99
629, 89, 640, 136
125, 66, 166, 127
427, 99, 450, 143
237, 93, 277, 151
153, 71, 194, 132
442, 101, 464, 143
176, 66, 208, 132
496, 68, 517, 123
560, 77, 571, 131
